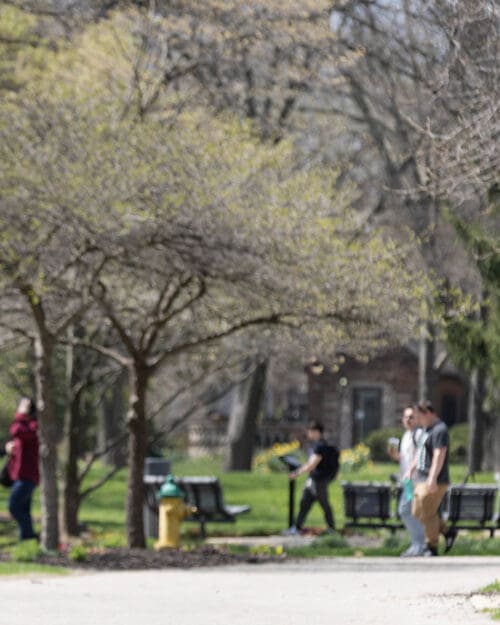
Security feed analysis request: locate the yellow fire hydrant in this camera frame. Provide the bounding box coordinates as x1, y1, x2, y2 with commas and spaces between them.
155, 475, 196, 549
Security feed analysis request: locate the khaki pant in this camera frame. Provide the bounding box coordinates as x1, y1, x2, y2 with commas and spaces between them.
412, 482, 448, 549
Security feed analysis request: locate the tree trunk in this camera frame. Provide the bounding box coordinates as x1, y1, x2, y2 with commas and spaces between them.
125, 362, 149, 548
493, 411, 500, 475
467, 297, 489, 472
99, 369, 127, 467
467, 367, 486, 473
418, 321, 438, 403
61, 332, 83, 537
34, 334, 59, 551
224, 360, 267, 472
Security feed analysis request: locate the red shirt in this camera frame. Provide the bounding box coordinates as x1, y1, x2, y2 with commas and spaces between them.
8, 412, 39, 484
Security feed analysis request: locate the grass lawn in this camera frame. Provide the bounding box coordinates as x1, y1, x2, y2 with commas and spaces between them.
0, 562, 69, 576
0, 455, 499, 558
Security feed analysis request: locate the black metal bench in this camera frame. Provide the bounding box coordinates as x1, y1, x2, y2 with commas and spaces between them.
143, 475, 251, 539
342, 481, 403, 534
342, 480, 499, 538
175, 476, 251, 538
442, 484, 499, 538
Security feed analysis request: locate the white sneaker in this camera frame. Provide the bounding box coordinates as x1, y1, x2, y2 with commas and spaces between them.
400, 546, 418, 557
400, 544, 426, 557
281, 526, 299, 536
413, 545, 427, 556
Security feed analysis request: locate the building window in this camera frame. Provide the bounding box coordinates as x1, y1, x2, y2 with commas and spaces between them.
352, 387, 382, 443
283, 389, 308, 422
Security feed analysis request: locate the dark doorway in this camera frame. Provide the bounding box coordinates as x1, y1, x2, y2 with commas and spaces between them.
441, 394, 458, 427
352, 387, 382, 444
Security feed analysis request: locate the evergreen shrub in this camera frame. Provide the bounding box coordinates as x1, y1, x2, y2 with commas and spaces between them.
363, 427, 403, 462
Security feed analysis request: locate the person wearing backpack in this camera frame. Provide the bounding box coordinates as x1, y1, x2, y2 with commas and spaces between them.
286, 422, 339, 535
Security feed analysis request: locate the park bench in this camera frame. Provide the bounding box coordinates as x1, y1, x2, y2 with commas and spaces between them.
442, 484, 499, 538
175, 476, 251, 538
342, 480, 499, 538
341, 481, 404, 534
143, 474, 251, 539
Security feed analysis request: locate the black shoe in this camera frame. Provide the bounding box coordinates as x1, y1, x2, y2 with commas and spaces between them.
444, 527, 458, 553
422, 544, 438, 557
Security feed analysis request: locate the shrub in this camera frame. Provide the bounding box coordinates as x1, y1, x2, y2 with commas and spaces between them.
448, 423, 468, 464
68, 545, 88, 562
363, 427, 403, 462
10, 540, 43, 563
339, 443, 371, 472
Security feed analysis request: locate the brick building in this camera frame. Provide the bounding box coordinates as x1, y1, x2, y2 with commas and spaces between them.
307, 346, 467, 449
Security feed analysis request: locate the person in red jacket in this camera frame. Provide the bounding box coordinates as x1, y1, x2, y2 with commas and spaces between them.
5, 397, 39, 541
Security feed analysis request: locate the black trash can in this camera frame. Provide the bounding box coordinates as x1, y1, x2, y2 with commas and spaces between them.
143, 457, 172, 539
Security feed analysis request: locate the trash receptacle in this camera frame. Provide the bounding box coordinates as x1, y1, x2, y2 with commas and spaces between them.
143, 457, 172, 539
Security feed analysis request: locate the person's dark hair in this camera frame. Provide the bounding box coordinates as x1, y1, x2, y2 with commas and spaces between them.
307, 421, 324, 434
416, 399, 434, 414
28, 398, 37, 418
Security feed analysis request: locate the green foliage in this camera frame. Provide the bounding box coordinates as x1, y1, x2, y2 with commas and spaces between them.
0, 4, 430, 549
0, 5, 37, 93
287, 539, 355, 558
311, 532, 349, 549
0, 562, 68, 576
100, 533, 127, 549
446, 316, 489, 371
486, 609, 500, 621
9, 539, 43, 562
382, 533, 403, 549
479, 580, 500, 594
248, 544, 284, 557
444, 208, 500, 412
68, 544, 88, 562
448, 423, 469, 464
1, 457, 500, 561
0, 346, 34, 433
451, 536, 500, 557
363, 427, 403, 462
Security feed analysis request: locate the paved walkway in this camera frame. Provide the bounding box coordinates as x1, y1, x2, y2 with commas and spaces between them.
1, 557, 499, 625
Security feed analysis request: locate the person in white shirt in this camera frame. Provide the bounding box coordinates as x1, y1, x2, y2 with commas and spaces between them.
388, 406, 425, 557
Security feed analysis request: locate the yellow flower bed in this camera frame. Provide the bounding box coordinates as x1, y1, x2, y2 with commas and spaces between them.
253, 440, 302, 473
339, 443, 371, 472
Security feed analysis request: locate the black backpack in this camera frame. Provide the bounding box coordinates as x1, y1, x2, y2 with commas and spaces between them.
322, 444, 340, 480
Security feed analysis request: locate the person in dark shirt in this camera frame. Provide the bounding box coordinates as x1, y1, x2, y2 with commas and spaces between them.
286, 422, 338, 535
5, 397, 39, 541
409, 400, 456, 556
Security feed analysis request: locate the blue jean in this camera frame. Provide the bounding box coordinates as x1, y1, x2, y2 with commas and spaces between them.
398, 490, 425, 550
8, 480, 37, 540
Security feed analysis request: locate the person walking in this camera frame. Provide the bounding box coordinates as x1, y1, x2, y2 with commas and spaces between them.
286, 422, 339, 535
388, 406, 426, 557
410, 400, 456, 556
5, 397, 39, 541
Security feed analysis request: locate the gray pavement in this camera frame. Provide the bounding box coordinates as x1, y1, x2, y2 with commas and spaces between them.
1, 557, 499, 625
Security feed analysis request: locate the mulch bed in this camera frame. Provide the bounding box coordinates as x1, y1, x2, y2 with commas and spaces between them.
0, 545, 284, 571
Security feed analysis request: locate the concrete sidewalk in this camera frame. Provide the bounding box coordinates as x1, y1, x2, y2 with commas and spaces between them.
207, 533, 317, 548
1, 557, 499, 625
